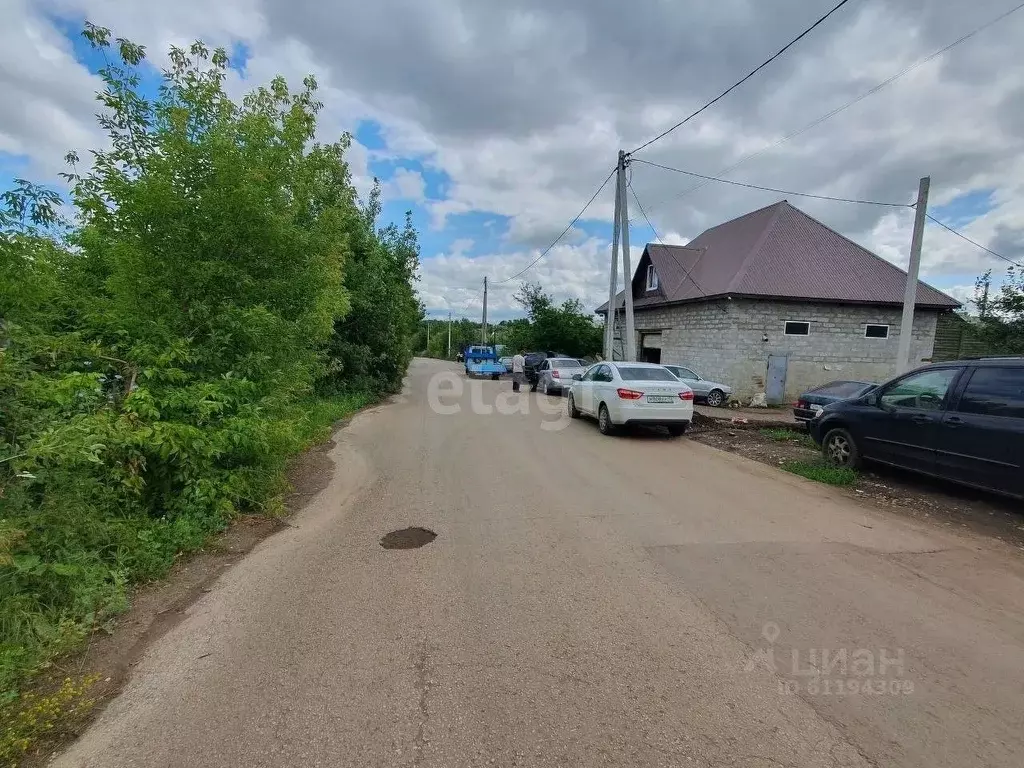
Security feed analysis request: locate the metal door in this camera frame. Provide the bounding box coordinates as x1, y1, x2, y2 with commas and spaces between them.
766, 355, 789, 405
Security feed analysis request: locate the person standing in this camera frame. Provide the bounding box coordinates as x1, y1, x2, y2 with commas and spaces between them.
511, 350, 526, 392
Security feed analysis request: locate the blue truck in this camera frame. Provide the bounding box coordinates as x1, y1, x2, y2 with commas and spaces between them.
464, 345, 506, 380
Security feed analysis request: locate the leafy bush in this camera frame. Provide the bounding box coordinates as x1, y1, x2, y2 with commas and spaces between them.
0, 25, 418, 709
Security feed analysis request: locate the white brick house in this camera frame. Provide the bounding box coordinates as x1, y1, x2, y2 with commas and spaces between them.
597, 201, 959, 403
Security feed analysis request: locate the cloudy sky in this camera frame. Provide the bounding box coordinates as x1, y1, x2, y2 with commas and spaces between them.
4, 0, 1023, 320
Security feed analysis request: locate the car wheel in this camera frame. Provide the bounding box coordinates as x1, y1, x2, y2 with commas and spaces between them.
491, 373, 499, 381
823, 428, 861, 469
598, 404, 616, 435
568, 393, 580, 419
706, 389, 725, 407
667, 423, 688, 437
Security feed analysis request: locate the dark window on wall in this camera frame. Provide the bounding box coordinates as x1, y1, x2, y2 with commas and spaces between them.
957, 368, 1024, 419
865, 324, 890, 339
784, 321, 810, 336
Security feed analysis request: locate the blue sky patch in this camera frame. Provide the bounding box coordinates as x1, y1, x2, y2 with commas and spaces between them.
932, 189, 995, 228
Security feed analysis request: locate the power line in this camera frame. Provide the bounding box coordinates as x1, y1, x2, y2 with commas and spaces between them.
494, 166, 616, 284
629, 0, 853, 155
925, 213, 1022, 268
643, 1, 1024, 212
632, 158, 911, 207
628, 183, 708, 297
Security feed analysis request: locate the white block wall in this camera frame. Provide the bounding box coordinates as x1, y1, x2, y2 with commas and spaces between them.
612, 299, 941, 401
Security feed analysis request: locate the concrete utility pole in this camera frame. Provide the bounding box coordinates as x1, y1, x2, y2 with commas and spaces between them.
426, 317, 430, 353
447, 311, 452, 359
605, 162, 623, 361
896, 176, 930, 375
617, 151, 636, 362
482, 276, 489, 344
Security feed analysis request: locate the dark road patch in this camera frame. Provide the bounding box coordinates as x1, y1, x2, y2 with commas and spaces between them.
380, 527, 437, 549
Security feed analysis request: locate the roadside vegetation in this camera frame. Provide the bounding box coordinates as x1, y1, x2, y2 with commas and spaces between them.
758, 427, 816, 448
0, 24, 421, 748
782, 460, 858, 487
970, 268, 1024, 354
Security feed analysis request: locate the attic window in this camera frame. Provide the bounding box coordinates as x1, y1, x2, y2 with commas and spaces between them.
646, 265, 659, 291
784, 321, 810, 336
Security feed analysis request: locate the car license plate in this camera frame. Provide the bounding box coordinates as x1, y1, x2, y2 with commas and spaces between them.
647, 395, 675, 404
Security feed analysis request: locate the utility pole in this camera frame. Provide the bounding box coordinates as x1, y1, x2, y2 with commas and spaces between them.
617, 150, 636, 362
896, 176, 930, 375
447, 311, 452, 359
482, 276, 489, 344
425, 317, 430, 354
605, 157, 623, 361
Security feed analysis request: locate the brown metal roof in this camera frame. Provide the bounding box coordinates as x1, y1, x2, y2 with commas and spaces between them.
596, 201, 960, 313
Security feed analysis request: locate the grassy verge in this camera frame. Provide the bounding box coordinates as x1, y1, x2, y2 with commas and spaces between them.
782, 459, 858, 487
0, 391, 373, 764
759, 427, 816, 449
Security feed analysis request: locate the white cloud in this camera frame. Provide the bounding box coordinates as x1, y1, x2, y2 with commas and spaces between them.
384, 167, 426, 203
4, 0, 1024, 312
0, 1, 106, 178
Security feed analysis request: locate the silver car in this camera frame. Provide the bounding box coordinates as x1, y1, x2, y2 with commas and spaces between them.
536, 358, 588, 395
663, 364, 732, 407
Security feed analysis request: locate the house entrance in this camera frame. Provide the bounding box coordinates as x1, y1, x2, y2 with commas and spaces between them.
640, 332, 662, 364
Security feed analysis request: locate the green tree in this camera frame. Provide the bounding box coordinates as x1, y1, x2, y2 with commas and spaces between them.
323, 184, 422, 392
513, 282, 603, 356
0, 24, 419, 711
972, 269, 1024, 354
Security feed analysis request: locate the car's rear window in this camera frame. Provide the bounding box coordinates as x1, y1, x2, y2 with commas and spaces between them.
811, 381, 871, 397
617, 366, 677, 382
551, 359, 580, 367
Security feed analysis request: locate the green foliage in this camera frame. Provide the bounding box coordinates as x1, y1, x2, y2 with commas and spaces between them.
971, 268, 1024, 355
1, 674, 99, 764
323, 186, 422, 393
782, 459, 858, 486
0, 25, 417, 711
509, 282, 603, 356
759, 428, 816, 448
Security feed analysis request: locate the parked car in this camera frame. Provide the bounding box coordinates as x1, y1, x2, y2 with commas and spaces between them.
567, 362, 694, 436
498, 356, 513, 372
536, 358, 588, 395
662, 365, 732, 407
524, 351, 567, 391
809, 358, 1024, 498
793, 380, 878, 425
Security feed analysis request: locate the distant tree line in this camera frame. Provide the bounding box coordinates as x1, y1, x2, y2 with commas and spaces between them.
418, 282, 603, 360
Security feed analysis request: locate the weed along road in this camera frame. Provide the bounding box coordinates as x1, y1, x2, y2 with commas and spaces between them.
57, 358, 1024, 768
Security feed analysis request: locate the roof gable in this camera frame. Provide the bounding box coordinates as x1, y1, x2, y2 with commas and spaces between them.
598, 201, 959, 312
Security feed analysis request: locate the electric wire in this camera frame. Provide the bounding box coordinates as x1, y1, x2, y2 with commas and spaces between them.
629, 0, 854, 154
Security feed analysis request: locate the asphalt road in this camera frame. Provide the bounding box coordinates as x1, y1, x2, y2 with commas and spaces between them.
57, 358, 1024, 768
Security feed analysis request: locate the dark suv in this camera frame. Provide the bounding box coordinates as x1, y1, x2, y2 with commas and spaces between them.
809, 358, 1024, 499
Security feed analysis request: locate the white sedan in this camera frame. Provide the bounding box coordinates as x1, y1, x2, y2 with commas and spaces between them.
567, 362, 694, 436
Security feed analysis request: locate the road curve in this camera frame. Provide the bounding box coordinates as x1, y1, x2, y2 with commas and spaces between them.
57, 358, 1024, 767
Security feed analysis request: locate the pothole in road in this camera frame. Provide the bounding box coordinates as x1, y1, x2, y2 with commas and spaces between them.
380, 527, 437, 550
